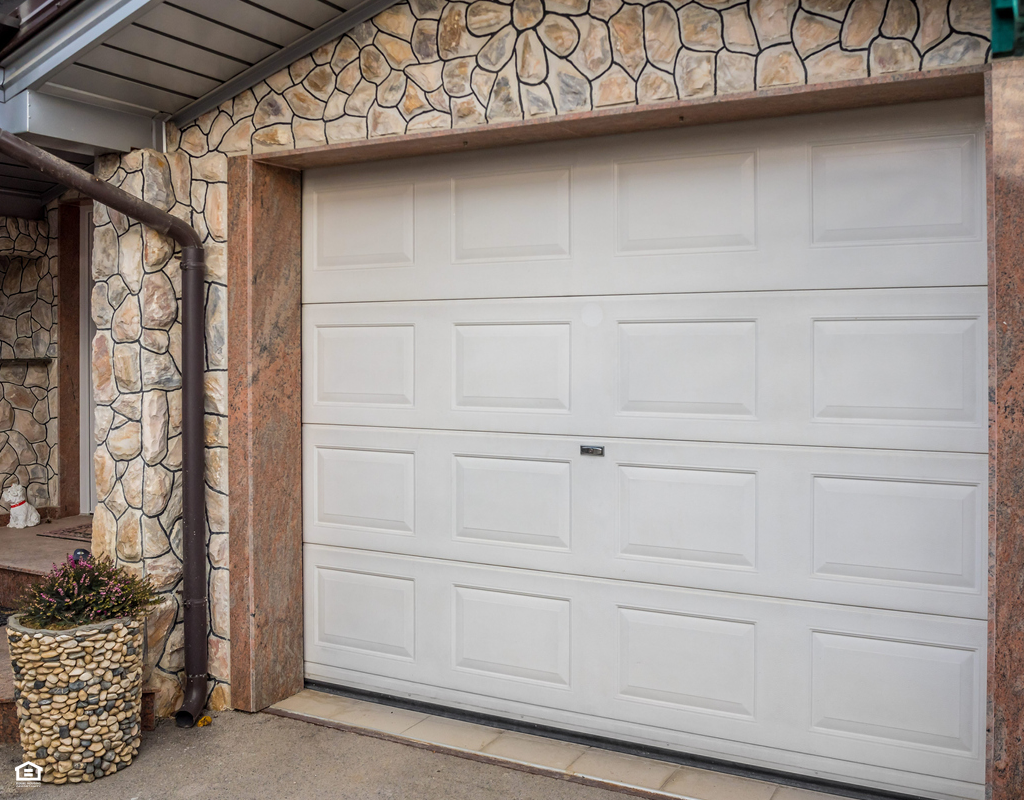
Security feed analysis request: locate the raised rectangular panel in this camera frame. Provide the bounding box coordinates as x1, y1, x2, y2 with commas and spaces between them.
813, 318, 978, 423
814, 477, 978, 589
811, 134, 978, 244
619, 607, 756, 718
811, 632, 977, 753
615, 152, 756, 253
454, 323, 571, 412
316, 568, 415, 660
455, 456, 571, 550
453, 587, 571, 686
314, 183, 415, 268
619, 321, 756, 417
619, 466, 755, 568
315, 324, 414, 406
452, 169, 571, 262
315, 447, 415, 535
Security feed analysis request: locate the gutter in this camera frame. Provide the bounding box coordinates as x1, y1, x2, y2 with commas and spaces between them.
0, 128, 208, 728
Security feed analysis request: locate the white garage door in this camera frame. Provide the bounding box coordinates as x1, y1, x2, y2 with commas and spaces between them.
301, 98, 987, 800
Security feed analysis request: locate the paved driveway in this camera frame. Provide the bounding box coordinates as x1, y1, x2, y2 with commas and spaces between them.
0, 710, 628, 799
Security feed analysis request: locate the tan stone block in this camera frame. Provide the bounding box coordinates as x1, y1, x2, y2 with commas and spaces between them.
253, 93, 293, 129
750, 0, 797, 46
468, 1, 511, 35
721, 4, 760, 55
922, 32, 988, 67
517, 29, 548, 83
547, 55, 591, 111
644, 3, 682, 71
802, 0, 852, 18
439, 2, 487, 59
368, 103, 408, 137
122, 457, 144, 508
609, 4, 645, 77
637, 63, 676, 103
92, 226, 118, 281
112, 391, 141, 422
593, 64, 636, 106
107, 421, 142, 461
676, 49, 715, 97
345, 80, 376, 115
141, 392, 168, 466
485, 60, 521, 121
288, 55, 315, 85
141, 151, 173, 212
679, 3, 723, 51
410, 0, 445, 18
570, 17, 612, 79
207, 112, 233, 151
331, 36, 360, 73
115, 509, 142, 562
512, 0, 544, 28
407, 61, 445, 92
325, 115, 368, 143
407, 110, 453, 130
537, 14, 578, 56
757, 43, 804, 87
376, 3, 417, 38
293, 119, 327, 149
412, 19, 440, 61
148, 670, 182, 718
793, 9, 840, 57
208, 637, 230, 682
206, 446, 228, 496
477, 24, 517, 70
378, 70, 408, 106
880, 0, 917, 38
841, 0, 885, 48
111, 295, 141, 343
325, 92, 348, 121
949, 0, 989, 36
590, 0, 622, 20
377, 32, 418, 70
302, 64, 335, 102
252, 124, 294, 153
141, 272, 177, 331
95, 406, 114, 444
112, 343, 141, 394
142, 514, 168, 558
869, 36, 920, 72
94, 446, 116, 499
145, 551, 182, 593
915, 0, 950, 51
209, 568, 230, 638
443, 57, 475, 95
452, 93, 487, 126
117, 226, 144, 295
545, 0, 587, 13
178, 127, 207, 158
92, 504, 116, 559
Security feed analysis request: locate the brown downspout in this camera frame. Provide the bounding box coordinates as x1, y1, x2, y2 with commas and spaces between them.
0, 129, 209, 727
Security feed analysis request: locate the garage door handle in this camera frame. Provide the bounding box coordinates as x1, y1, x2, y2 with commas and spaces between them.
580, 446, 605, 456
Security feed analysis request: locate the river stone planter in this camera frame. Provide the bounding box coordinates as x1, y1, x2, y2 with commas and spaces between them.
6, 614, 144, 784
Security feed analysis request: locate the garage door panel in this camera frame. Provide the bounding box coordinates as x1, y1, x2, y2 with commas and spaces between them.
304, 425, 986, 618
303, 288, 987, 453
303, 546, 986, 790
303, 99, 985, 303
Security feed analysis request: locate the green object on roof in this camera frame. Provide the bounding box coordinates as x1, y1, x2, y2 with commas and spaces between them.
992, 0, 1024, 56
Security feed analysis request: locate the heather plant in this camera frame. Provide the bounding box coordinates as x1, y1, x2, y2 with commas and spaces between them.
16, 555, 158, 630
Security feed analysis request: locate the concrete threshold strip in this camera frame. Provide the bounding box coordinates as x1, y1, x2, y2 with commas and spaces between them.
267, 689, 868, 800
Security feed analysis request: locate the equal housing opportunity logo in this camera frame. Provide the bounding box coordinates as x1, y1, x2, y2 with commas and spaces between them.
14, 761, 41, 787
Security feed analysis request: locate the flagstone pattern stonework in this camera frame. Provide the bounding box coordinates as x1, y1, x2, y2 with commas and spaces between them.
0, 214, 59, 510
88, 149, 229, 716
95, 0, 990, 716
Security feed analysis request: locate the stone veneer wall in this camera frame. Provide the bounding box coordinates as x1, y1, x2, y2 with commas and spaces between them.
94, 0, 991, 716
0, 215, 59, 510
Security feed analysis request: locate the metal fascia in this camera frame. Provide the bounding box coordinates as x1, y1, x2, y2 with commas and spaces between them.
0, 89, 153, 153
1, 0, 165, 101
169, 0, 399, 126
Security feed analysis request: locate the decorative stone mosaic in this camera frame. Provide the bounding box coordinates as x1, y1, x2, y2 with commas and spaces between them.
89, 149, 228, 717
95, 0, 991, 717
7, 615, 144, 784
167, 0, 991, 152
0, 212, 59, 510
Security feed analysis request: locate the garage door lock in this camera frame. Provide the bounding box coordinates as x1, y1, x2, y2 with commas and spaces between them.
580, 445, 605, 456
